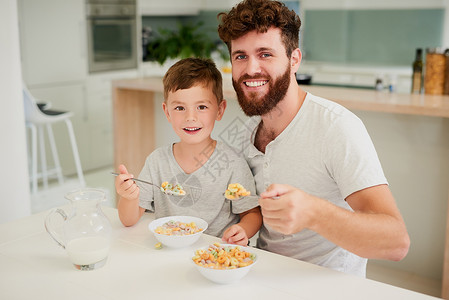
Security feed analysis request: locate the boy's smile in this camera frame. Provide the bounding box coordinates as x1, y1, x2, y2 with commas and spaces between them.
183, 127, 202, 134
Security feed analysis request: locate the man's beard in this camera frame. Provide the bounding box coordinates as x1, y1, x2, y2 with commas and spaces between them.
232, 65, 291, 116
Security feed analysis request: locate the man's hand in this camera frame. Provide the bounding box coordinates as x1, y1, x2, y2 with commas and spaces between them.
259, 183, 319, 235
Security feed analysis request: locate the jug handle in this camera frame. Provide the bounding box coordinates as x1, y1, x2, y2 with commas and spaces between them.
44, 208, 67, 249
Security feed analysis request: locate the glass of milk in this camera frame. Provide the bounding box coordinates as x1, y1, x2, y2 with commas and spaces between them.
45, 188, 112, 270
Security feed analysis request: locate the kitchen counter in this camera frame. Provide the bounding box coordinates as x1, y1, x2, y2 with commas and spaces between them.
0, 205, 440, 299
112, 77, 449, 172
112, 77, 449, 118
112, 77, 449, 299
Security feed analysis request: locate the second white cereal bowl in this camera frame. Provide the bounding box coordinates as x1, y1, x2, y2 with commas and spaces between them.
192, 243, 257, 284
148, 216, 208, 248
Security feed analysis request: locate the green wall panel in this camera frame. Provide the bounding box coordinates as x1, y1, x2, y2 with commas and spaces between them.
303, 9, 444, 66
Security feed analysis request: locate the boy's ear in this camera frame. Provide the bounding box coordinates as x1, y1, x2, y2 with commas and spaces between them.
216, 99, 227, 121
162, 102, 171, 122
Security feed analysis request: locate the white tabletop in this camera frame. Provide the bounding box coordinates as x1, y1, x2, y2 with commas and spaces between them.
0, 206, 439, 300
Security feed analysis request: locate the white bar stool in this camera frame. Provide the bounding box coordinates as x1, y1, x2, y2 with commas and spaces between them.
23, 85, 85, 194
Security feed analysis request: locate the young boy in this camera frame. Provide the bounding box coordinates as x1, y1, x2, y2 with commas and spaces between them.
115, 58, 261, 246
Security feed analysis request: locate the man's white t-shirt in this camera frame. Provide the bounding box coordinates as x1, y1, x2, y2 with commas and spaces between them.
243, 92, 388, 277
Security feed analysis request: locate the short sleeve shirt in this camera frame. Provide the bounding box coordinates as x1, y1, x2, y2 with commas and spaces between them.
138, 141, 259, 237
244, 93, 388, 277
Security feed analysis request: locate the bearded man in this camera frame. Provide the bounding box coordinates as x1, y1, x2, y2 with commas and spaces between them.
218, 0, 410, 277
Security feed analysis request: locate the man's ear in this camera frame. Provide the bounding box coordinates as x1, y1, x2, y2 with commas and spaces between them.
162, 102, 171, 122
290, 48, 302, 73
216, 99, 227, 121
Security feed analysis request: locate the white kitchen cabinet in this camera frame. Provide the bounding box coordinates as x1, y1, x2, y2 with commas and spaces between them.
18, 1, 142, 175
300, 0, 445, 10
27, 84, 90, 176
18, 0, 92, 177
18, 0, 87, 86
86, 70, 139, 168
138, 0, 202, 15
201, 0, 241, 10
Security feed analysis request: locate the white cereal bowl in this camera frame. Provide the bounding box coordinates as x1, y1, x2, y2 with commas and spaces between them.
192, 244, 257, 284
148, 216, 208, 248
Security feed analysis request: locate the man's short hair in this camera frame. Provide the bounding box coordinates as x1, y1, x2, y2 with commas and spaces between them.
218, 0, 301, 58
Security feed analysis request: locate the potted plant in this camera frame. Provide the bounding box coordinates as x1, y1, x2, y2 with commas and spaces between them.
146, 21, 229, 65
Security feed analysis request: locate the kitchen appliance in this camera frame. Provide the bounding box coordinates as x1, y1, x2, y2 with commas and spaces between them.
296, 73, 312, 85
86, 0, 137, 73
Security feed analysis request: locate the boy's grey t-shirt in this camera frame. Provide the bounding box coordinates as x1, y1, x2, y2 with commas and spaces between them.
138, 141, 259, 237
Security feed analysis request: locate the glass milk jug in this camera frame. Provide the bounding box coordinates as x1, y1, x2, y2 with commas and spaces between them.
45, 188, 112, 270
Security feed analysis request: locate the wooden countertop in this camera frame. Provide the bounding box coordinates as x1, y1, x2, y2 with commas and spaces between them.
112, 77, 449, 118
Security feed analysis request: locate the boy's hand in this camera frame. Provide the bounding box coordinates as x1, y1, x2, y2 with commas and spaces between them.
115, 164, 139, 201
221, 224, 248, 246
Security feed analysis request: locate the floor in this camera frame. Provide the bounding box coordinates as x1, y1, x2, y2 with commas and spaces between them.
30, 167, 442, 299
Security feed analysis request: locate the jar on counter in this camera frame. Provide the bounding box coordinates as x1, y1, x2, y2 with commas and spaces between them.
444, 49, 449, 95
424, 48, 446, 95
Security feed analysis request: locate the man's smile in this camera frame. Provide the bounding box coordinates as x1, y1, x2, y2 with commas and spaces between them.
244, 80, 268, 87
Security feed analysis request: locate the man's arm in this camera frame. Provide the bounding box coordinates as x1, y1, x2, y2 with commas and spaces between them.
259, 184, 410, 260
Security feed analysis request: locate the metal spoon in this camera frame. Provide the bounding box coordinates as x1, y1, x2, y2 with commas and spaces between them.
111, 172, 185, 196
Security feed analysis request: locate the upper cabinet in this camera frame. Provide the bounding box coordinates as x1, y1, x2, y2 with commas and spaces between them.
138, 0, 242, 16
18, 0, 87, 86
300, 0, 446, 10
201, 0, 241, 11
138, 0, 203, 16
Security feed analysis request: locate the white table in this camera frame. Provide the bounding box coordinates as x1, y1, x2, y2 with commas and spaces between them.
0, 206, 440, 300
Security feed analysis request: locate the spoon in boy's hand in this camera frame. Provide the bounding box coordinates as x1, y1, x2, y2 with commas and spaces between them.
111, 172, 186, 196
224, 183, 251, 200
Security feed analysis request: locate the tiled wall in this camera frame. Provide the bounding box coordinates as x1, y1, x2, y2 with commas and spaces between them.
302, 9, 444, 66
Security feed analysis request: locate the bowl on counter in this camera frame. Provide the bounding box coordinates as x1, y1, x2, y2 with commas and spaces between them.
148, 216, 208, 248
192, 243, 257, 284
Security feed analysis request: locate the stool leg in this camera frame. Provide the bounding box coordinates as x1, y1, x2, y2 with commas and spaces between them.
30, 124, 38, 194
64, 119, 85, 187
37, 125, 48, 189
46, 123, 64, 184
26, 123, 38, 194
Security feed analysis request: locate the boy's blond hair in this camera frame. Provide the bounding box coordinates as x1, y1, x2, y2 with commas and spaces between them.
163, 58, 223, 103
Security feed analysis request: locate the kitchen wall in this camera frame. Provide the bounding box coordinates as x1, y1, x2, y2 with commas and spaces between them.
302, 9, 444, 66
0, 0, 31, 224
298, 0, 449, 91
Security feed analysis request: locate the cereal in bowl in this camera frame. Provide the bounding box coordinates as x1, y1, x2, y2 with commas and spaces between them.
155, 220, 203, 236
192, 242, 256, 269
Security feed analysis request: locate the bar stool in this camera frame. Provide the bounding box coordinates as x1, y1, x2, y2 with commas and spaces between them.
23, 85, 85, 194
